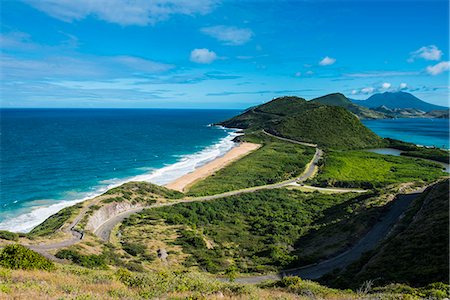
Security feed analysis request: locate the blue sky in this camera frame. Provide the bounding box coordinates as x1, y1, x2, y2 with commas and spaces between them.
1, 0, 449, 108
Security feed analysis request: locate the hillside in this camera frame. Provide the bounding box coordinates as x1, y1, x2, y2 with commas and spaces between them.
323, 179, 449, 288
219, 95, 384, 149
310, 93, 388, 119
352, 92, 447, 112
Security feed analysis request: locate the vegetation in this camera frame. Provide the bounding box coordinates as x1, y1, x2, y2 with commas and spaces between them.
28, 203, 83, 237
219, 96, 384, 149
310, 93, 388, 119
0, 231, 19, 241
55, 248, 108, 269
0, 244, 54, 270
386, 138, 450, 163
125, 189, 375, 274
104, 181, 183, 201
311, 150, 445, 188
323, 180, 449, 288
187, 133, 315, 196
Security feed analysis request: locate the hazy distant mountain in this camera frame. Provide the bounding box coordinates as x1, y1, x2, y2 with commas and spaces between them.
310, 93, 388, 119
351, 92, 447, 112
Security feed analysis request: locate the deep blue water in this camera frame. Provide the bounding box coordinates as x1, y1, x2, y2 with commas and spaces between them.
0, 109, 239, 232
363, 118, 449, 149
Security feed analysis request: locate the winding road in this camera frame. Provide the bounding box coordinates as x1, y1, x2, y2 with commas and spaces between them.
27, 129, 413, 283
234, 191, 422, 283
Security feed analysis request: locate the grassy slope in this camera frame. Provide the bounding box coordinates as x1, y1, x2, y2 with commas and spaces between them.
310, 150, 445, 188
323, 180, 449, 288
123, 189, 371, 274
187, 133, 315, 196
272, 105, 383, 149
219, 96, 383, 150
28, 203, 83, 237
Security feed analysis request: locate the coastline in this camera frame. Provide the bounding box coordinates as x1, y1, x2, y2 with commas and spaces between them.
165, 142, 261, 192
0, 128, 242, 233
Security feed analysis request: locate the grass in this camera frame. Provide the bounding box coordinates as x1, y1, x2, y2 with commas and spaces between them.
124, 188, 374, 274
0, 244, 54, 271
27, 203, 83, 237
187, 133, 315, 196
310, 150, 445, 188
323, 179, 449, 289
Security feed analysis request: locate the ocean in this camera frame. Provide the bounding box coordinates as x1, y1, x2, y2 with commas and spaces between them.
1, 110, 449, 233
363, 118, 449, 149
0, 109, 239, 232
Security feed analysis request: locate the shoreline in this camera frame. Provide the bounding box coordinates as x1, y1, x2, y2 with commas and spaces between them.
165, 142, 261, 192
0, 128, 242, 233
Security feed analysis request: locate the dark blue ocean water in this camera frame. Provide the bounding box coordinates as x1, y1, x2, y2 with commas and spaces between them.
0, 109, 239, 232
363, 118, 449, 149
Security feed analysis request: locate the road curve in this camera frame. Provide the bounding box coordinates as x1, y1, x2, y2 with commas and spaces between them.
94, 146, 323, 241
234, 191, 422, 284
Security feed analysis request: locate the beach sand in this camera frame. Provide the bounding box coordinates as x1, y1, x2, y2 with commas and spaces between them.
165, 142, 261, 192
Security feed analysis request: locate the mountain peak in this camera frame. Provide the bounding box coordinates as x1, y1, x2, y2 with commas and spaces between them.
352, 92, 447, 112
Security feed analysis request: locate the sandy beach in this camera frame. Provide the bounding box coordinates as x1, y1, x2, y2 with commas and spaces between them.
165, 142, 261, 192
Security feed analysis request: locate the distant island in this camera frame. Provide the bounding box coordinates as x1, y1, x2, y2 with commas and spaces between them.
292, 91, 448, 120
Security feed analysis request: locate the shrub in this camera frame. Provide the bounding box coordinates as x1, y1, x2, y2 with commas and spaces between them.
0, 230, 19, 241
0, 244, 55, 270
122, 242, 146, 257
55, 249, 107, 269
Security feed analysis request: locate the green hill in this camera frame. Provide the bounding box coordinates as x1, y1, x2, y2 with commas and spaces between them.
220, 95, 383, 149
310, 93, 388, 119
324, 179, 449, 288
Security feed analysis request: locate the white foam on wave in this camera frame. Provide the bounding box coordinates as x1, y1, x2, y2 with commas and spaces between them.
0, 128, 239, 233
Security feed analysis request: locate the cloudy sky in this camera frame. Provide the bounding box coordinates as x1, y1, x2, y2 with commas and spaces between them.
1, 0, 449, 108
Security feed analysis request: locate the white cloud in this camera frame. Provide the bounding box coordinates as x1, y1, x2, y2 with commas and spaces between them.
305, 70, 314, 75
24, 0, 217, 26
361, 87, 375, 94
351, 90, 357, 95
399, 83, 408, 90
319, 56, 336, 66
190, 48, 217, 64
381, 82, 391, 89
410, 45, 443, 61
201, 25, 253, 46
345, 71, 419, 78
113, 56, 174, 72
426, 61, 450, 75
294, 72, 302, 77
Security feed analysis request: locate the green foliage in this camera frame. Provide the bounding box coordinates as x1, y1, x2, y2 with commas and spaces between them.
187, 137, 315, 196
28, 203, 82, 237
311, 150, 445, 188
311, 93, 387, 119
219, 96, 383, 149
129, 189, 364, 274
387, 138, 449, 163
0, 244, 54, 270
105, 181, 183, 199
121, 242, 146, 257
262, 276, 350, 298
324, 180, 449, 288
272, 105, 383, 149
114, 268, 252, 298
55, 249, 107, 269
0, 230, 19, 241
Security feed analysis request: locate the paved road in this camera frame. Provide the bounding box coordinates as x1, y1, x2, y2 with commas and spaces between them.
234, 191, 422, 283
30, 131, 323, 248
94, 147, 324, 241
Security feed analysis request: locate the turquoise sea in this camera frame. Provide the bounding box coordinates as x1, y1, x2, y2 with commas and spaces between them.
1, 111, 448, 233
0, 109, 239, 232
363, 118, 449, 149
